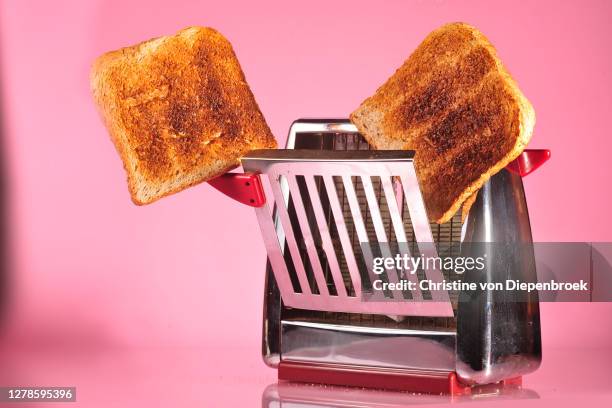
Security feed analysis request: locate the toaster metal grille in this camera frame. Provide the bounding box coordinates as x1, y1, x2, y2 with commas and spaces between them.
279, 130, 461, 330
290, 133, 463, 298
243, 127, 460, 318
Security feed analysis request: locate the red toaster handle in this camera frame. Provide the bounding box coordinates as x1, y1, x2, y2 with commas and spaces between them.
506, 149, 551, 177
207, 172, 266, 207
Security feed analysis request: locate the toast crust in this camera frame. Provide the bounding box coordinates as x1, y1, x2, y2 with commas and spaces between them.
350, 23, 535, 223
461, 191, 478, 223
91, 27, 276, 204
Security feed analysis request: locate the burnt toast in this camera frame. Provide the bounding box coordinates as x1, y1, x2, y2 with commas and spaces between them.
350, 22, 535, 223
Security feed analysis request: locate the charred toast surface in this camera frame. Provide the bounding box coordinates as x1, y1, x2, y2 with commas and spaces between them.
91, 26, 276, 204
350, 23, 535, 223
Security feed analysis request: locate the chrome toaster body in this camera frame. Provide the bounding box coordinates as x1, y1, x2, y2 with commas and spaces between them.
242, 119, 541, 390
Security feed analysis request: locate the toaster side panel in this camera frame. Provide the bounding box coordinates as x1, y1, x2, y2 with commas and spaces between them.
456, 169, 542, 384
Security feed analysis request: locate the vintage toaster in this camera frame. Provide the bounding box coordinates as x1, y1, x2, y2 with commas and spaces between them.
212, 119, 550, 394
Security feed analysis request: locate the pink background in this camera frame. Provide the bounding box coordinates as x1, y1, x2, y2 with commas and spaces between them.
0, 0, 611, 406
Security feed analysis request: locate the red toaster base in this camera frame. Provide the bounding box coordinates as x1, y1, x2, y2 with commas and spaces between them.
278, 360, 522, 395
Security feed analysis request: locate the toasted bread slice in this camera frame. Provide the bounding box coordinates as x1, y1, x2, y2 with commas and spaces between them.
461, 191, 478, 223
91, 26, 276, 205
350, 22, 535, 223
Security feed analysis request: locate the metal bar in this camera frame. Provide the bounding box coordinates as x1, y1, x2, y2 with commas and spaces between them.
304, 175, 348, 297
399, 169, 450, 304
243, 149, 414, 162
322, 175, 362, 296
285, 175, 330, 297
380, 176, 422, 300
253, 202, 299, 299
283, 294, 455, 317
341, 174, 379, 298
361, 175, 405, 301
268, 174, 313, 295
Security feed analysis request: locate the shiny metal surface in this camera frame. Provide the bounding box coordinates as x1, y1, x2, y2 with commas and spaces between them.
261, 259, 281, 367
322, 174, 362, 295
280, 320, 456, 372
259, 119, 458, 367
286, 118, 359, 149
259, 119, 541, 386
457, 169, 542, 384
263, 120, 353, 368
242, 148, 453, 316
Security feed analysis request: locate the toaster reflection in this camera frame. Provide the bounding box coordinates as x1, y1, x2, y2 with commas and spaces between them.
262, 382, 539, 407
